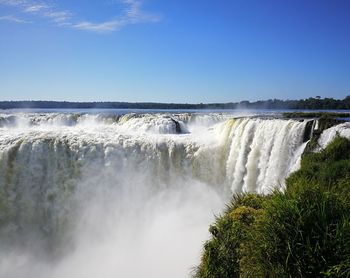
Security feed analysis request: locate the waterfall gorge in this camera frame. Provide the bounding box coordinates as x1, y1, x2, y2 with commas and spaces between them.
0, 112, 347, 278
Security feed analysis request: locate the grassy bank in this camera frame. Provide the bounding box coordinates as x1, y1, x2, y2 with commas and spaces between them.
283, 112, 350, 119
194, 136, 350, 278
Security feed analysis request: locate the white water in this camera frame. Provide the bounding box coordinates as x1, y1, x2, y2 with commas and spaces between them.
317, 122, 350, 149
0, 112, 312, 278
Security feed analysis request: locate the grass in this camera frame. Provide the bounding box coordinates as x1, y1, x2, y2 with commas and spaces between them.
194, 136, 350, 278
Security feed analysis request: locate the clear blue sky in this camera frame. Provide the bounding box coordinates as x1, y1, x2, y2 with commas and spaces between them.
0, 0, 349, 103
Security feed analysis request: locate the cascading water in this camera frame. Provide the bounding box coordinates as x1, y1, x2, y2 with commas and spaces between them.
0, 112, 316, 278
317, 122, 350, 149
221, 118, 307, 193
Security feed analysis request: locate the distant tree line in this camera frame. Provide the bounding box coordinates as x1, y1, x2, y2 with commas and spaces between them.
0, 96, 350, 110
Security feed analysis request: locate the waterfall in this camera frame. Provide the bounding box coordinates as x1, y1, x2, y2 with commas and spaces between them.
0, 113, 310, 194
224, 118, 310, 193
0, 112, 316, 278
317, 122, 350, 149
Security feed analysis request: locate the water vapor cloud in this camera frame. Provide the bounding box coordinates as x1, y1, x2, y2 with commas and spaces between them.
0, 0, 161, 32
0, 14, 31, 23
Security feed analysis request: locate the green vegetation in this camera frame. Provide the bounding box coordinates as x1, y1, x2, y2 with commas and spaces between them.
1, 96, 350, 110
194, 136, 350, 278
283, 112, 350, 119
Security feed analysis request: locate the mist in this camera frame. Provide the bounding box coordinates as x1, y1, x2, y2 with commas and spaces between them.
0, 174, 224, 278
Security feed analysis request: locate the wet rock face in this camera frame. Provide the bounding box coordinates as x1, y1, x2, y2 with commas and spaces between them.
170, 118, 182, 134
317, 116, 343, 132
303, 120, 315, 143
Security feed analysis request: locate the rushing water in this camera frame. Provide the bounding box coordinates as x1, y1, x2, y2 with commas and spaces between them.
0, 110, 338, 278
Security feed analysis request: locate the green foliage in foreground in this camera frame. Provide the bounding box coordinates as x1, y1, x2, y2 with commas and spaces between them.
194, 136, 350, 278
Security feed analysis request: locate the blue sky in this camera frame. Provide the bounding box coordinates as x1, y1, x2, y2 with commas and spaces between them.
0, 0, 349, 103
